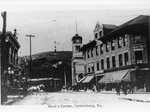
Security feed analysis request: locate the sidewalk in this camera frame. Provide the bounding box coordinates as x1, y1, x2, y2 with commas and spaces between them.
100, 90, 150, 94
100, 90, 150, 103
120, 95, 150, 103
4, 95, 25, 105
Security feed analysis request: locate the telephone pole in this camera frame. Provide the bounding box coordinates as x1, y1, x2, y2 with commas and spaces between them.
0, 11, 7, 104
26, 34, 35, 76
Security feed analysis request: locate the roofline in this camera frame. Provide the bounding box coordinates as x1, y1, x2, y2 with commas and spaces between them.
98, 15, 150, 41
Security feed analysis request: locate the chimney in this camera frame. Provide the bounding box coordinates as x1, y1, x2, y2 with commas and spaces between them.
1, 11, 7, 34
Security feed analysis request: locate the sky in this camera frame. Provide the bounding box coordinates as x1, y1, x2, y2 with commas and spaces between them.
0, 0, 150, 56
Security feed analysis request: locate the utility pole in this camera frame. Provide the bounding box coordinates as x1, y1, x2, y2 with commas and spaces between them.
63, 64, 67, 90
26, 34, 35, 76
1, 11, 7, 104
54, 41, 56, 52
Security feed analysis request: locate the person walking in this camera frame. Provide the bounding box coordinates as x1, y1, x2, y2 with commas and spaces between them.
116, 83, 120, 95
123, 84, 127, 95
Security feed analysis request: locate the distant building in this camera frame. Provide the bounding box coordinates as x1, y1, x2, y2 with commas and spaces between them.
80, 15, 150, 92
71, 34, 85, 86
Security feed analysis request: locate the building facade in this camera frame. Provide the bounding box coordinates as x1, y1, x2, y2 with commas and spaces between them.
0, 11, 20, 104
80, 15, 150, 92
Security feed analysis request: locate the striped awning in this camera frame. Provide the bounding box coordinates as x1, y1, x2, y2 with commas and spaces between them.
98, 70, 130, 83
82, 75, 94, 83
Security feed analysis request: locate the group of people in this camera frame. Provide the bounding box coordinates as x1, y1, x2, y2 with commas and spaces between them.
116, 83, 134, 95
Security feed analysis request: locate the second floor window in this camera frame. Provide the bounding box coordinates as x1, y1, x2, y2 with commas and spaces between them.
92, 66, 94, 72
97, 62, 100, 71
112, 56, 116, 68
88, 67, 90, 73
119, 54, 123, 66
96, 46, 98, 56
91, 48, 93, 57
101, 59, 104, 70
100, 44, 103, 54
106, 57, 110, 69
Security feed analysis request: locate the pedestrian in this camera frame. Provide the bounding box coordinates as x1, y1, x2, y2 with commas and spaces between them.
123, 84, 127, 95
130, 83, 134, 94
116, 84, 120, 95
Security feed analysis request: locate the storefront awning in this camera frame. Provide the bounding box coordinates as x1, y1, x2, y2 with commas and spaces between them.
98, 70, 130, 83
82, 75, 94, 83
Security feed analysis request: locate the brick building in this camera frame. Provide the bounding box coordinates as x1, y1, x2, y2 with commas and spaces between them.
80, 15, 150, 92
0, 12, 20, 104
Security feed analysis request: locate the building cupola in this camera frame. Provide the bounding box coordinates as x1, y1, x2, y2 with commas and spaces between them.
72, 34, 82, 44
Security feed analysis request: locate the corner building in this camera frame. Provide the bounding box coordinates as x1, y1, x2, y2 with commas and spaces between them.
80, 15, 150, 92
0, 31, 20, 104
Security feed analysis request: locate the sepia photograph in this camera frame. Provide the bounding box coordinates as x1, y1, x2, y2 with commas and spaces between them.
0, 0, 150, 112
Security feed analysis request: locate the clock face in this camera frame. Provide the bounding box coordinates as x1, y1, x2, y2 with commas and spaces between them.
76, 39, 80, 43
5, 36, 9, 42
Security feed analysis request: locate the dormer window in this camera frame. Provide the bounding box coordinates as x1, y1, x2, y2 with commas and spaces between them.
99, 31, 102, 37
95, 33, 98, 39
